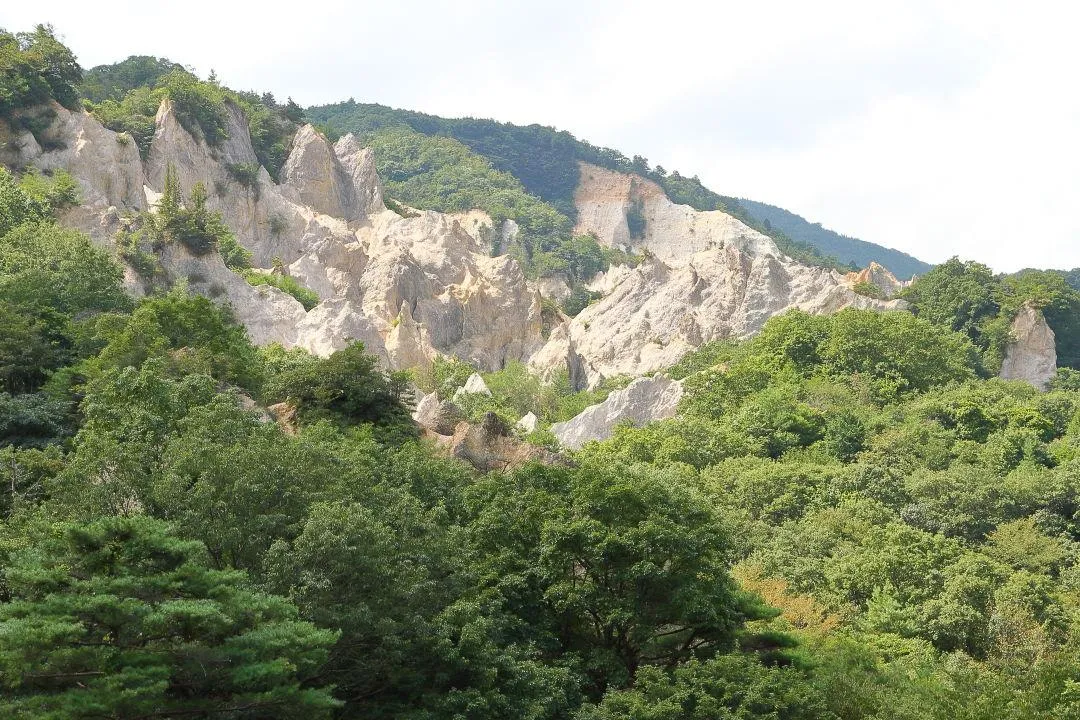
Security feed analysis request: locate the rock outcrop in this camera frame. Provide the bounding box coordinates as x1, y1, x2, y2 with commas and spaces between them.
530, 163, 905, 387
842, 261, 908, 298
10, 102, 914, 390
281, 124, 362, 221
453, 373, 492, 401
1000, 303, 1057, 389
550, 375, 684, 449
443, 413, 562, 472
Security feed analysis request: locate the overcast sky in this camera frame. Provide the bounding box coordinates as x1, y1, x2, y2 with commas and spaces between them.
4, 1, 1078, 272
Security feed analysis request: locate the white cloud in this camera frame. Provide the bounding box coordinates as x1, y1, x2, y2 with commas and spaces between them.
2, 0, 1077, 271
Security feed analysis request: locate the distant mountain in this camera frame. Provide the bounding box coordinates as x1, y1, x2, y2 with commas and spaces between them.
737, 199, 933, 279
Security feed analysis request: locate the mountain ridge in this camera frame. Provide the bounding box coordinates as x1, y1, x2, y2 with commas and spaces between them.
306, 100, 934, 276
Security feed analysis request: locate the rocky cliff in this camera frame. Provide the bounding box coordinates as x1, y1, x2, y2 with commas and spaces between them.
9, 104, 904, 386
530, 164, 904, 386
1000, 303, 1057, 389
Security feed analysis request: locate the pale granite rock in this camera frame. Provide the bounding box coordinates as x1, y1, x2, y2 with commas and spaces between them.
1000, 303, 1057, 389
550, 375, 684, 449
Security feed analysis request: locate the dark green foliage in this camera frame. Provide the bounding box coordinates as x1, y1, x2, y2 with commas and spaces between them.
263, 342, 413, 434
0, 392, 71, 447
738, 197, 933, 279
625, 197, 646, 239
468, 462, 770, 695
79, 54, 182, 103
0, 25, 82, 122
577, 656, 836, 720
243, 270, 319, 310
0, 514, 339, 718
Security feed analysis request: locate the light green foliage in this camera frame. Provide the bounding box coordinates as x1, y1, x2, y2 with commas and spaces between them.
16, 167, 79, 213
86, 60, 298, 172
85, 286, 261, 388
0, 515, 339, 718
79, 54, 182, 103
0, 198, 128, 393
852, 280, 884, 299
87, 84, 160, 156
0, 221, 129, 315
0, 167, 49, 235
242, 270, 319, 310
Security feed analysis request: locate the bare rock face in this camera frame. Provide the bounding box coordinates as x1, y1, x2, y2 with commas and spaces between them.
281, 125, 361, 221
529, 163, 905, 387
155, 242, 309, 347
22, 101, 920, 391
1000, 303, 1057, 389
453, 373, 492, 401
550, 375, 684, 449
446, 416, 562, 472
333, 134, 385, 217
517, 411, 539, 433
843, 261, 908, 298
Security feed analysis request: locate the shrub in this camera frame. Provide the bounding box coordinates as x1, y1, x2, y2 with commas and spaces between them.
226, 161, 261, 198
242, 270, 319, 310
852, 280, 884, 299
262, 342, 414, 436
17, 167, 79, 212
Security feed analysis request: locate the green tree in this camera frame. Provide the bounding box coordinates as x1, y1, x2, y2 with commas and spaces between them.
576, 656, 836, 720
263, 342, 413, 436
469, 463, 771, 695
0, 515, 339, 718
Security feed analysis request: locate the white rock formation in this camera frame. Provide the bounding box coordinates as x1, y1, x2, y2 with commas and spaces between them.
333, 134, 385, 217
529, 163, 905, 387
842, 261, 909, 298
453, 373, 492, 401
550, 375, 684, 449
1000, 303, 1057, 389
9, 103, 912, 388
516, 411, 539, 434
412, 391, 441, 427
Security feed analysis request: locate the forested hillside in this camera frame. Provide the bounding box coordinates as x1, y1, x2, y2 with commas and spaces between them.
7, 25, 1080, 720
306, 102, 856, 271
307, 101, 932, 275
738, 198, 934, 279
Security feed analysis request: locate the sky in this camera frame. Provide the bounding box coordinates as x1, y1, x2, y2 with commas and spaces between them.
3, 0, 1078, 272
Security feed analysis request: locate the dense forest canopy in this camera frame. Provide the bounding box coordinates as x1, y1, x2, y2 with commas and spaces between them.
6, 28, 1080, 720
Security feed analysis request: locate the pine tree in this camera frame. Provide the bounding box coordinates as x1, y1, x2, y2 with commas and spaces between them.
0, 515, 341, 718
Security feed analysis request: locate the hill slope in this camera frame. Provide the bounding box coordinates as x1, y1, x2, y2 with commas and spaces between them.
307, 101, 931, 274
306, 102, 849, 271
738, 198, 933, 278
